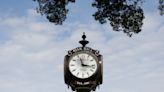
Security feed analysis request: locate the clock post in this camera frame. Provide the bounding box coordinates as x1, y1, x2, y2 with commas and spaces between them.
64, 33, 103, 92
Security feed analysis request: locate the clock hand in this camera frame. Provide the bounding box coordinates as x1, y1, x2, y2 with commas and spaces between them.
83, 64, 95, 68
79, 58, 84, 66
81, 63, 87, 67
79, 58, 88, 67
79, 58, 93, 67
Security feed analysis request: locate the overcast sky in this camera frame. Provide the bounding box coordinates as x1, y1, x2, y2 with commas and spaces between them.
0, 0, 164, 92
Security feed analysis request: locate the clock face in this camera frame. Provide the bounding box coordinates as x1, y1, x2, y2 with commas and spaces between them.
68, 51, 98, 79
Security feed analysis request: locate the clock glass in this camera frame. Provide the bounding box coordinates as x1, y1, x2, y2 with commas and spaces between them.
69, 51, 98, 79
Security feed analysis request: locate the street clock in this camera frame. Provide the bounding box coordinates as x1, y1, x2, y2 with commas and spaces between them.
64, 33, 103, 92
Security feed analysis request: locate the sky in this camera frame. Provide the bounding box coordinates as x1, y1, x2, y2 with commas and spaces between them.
0, 0, 164, 92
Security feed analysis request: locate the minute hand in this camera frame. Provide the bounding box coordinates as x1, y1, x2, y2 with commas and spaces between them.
80, 58, 92, 67
79, 58, 84, 66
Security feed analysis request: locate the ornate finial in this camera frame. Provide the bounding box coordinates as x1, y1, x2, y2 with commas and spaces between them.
82, 32, 86, 40
79, 32, 89, 47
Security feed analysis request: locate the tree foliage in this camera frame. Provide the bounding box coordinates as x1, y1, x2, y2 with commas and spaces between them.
92, 0, 144, 37
33, 0, 75, 24
33, 0, 164, 37
159, 0, 164, 15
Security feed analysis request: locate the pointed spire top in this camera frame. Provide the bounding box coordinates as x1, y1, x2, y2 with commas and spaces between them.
79, 32, 89, 47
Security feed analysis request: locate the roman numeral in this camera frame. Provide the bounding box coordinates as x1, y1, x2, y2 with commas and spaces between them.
92, 65, 95, 69
73, 59, 76, 61
72, 69, 76, 72
90, 69, 94, 72
90, 59, 93, 61
87, 55, 89, 60
87, 72, 89, 76
70, 64, 75, 66
76, 72, 79, 76
82, 73, 84, 78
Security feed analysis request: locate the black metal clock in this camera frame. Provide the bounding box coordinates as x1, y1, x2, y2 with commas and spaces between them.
64, 33, 103, 92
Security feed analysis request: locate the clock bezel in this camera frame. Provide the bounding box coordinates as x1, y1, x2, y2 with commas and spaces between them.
68, 51, 99, 79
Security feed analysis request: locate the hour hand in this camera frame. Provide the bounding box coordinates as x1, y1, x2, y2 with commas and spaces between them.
82, 63, 89, 67
81, 63, 91, 67
83, 64, 95, 68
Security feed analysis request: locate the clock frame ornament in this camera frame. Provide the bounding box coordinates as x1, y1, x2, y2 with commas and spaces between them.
64, 33, 103, 92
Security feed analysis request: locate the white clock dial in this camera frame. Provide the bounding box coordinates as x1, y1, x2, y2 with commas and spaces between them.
69, 52, 98, 79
